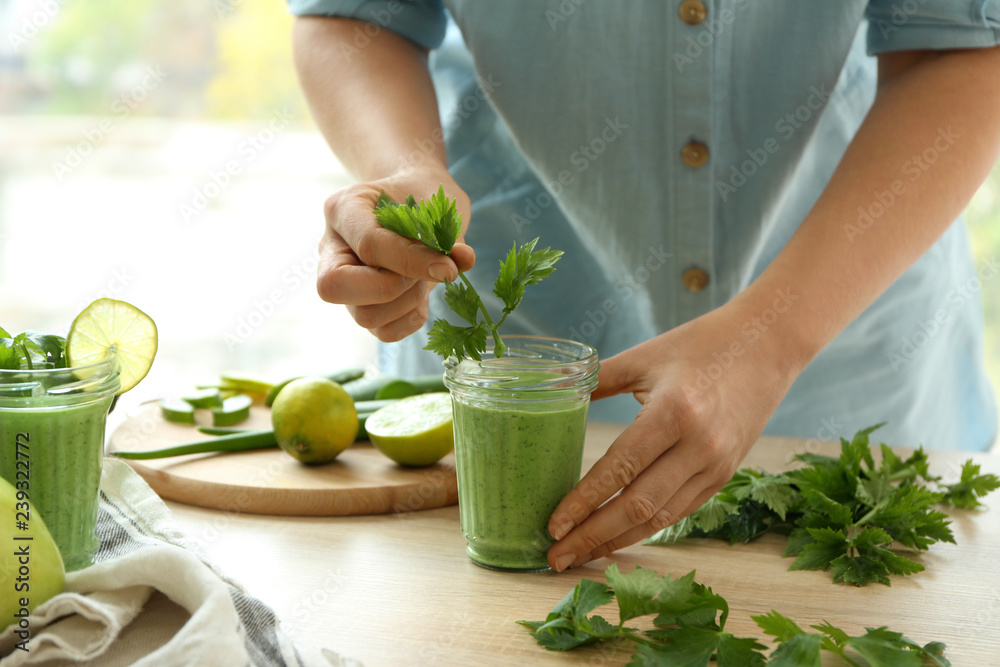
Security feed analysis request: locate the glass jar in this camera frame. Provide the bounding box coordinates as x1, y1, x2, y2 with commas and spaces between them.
0, 355, 120, 571
444, 335, 598, 572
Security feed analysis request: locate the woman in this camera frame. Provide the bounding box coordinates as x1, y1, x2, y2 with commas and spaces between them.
287, 1, 1000, 571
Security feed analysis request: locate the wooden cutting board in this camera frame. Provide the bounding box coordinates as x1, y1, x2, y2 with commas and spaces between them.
106, 402, 458, 516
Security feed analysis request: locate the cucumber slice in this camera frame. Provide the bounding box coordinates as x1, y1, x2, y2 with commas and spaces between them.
374, 380, 418, 400
212, 394, 253, 427
161, 397, 196, 424
265, 367, 366, 406
219, 372, 275, 395
182, 387, 224, 409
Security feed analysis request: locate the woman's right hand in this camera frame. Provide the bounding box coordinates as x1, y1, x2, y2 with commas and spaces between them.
316, 169, 474, 342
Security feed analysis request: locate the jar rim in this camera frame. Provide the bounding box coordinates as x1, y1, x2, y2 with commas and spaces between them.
0, 352, 121, 404
0, 352, 119, 378
444, 335, 598, 393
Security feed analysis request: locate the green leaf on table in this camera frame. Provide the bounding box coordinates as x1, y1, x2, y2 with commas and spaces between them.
766, 634, 823, 667
727, 470, 798, 520
753, 611, 823, 667
787, 527, 848, 572
636, 627, 766, 667
715, 499, 777, 544
521, 566, 951, 666
865, 484, 953, 550
839, 423, 883, 476
605, 563, 668, 624
846, 627, 925, 667
517, 577, 620, 651
941, 460, 1000, 509
693, 495, 741, 534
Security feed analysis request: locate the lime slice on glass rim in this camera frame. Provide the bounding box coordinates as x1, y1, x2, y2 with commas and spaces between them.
365, 392, 454, 467
66, 298, 158, 394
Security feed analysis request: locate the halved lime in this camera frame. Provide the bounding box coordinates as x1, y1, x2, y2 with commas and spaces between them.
365, 392, 454, 467
66, 298, 158, 394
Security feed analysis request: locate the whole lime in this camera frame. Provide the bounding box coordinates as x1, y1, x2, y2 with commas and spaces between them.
270, 377, 358, 464
365, 393, 454, 467
1, 476, 66, 628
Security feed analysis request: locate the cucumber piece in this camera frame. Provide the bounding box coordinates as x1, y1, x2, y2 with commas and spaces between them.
343, 374, 447, 402
374, 380, 418, 400
182, 387, 224, 409
219, 372, 275, 395
212, 394, 253, 427
161, 397, 196, 424
405, 373, 447, 394
265, 367, 366, 406
114, 429, 277, 460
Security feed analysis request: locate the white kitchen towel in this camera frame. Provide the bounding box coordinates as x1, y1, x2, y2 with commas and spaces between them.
0, 458, 355, 666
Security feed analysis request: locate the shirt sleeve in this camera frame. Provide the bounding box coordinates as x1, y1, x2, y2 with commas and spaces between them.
287, 0, 448, 50
865, 0, 1000, 54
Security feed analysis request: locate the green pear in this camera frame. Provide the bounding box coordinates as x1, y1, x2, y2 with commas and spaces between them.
1, 475, 66, 634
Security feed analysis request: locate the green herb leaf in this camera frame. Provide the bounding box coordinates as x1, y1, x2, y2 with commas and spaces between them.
442, 280, 481, 326
941, 460, 1000, 509
636, 627, 767, 667
649, 424, 994, 586
492, 238, 563, 314
0, 329, 68, 370
424, 319, 488, 361
605, 563, 666, 624
0, 332, 21, 370
522, 567, 949, 666
372, 185, 461, 254
374, 189, 561, 362
727, 470, 798, 521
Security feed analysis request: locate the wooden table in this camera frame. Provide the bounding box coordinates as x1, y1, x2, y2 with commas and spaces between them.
163, 423, 1000, 666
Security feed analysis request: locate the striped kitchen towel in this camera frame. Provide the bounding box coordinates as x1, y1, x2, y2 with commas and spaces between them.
0, 458, 356, 667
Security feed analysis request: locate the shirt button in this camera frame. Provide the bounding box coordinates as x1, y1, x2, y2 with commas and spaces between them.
682, 267, 710, 292
678, 0, 707, 25
682, 142, 709, 168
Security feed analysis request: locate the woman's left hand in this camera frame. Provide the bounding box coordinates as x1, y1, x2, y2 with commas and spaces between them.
546, 296, 805, 571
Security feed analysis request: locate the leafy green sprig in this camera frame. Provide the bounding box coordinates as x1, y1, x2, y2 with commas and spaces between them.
373, 186, 562, 360
0, 327, 67, 370
519, 563, 950, 666
645, 424, 999, 586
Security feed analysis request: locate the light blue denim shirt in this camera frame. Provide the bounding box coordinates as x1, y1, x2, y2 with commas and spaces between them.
289, 0, 1000, 451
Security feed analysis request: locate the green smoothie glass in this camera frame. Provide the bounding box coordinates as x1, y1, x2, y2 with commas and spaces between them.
0, 354, 120, 571
444, 335, 599, 572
